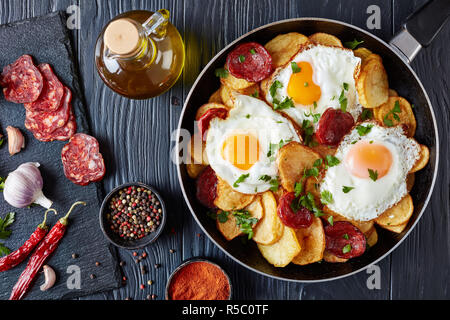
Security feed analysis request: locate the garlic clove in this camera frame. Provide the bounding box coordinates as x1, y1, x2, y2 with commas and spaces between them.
40, 265, 56, 291
6, 126, 25, 156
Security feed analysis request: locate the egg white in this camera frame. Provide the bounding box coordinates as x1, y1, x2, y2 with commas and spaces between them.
320, 123, 421, 221
206, 95, 300, 194
266, 44, 362, 130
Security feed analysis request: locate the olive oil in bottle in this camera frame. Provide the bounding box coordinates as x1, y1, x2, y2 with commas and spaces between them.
95, 9, 185, 99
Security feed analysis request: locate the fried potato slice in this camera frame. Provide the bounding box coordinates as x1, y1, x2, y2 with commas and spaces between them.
186, 163, 206, 179
260, 77, 270, 100
195, 102, 228, 121
277, 142, 321, 192
292, 217, 326, 265
375, 194, 414, 227
406, 173, 415, 192
214, 177, 255, 211
389, 89, 398, 97
208, 89, 223, 103
257, 226, 301, 267
219, 83, 261, 109
373, 96, 417, 137
380, 221, 408, 233
188, 133, 208, 165
253, 191, 284, 245
310, 140, 337, 159
353, 47, 372, 61
366, 226, 378, 247
264, 32, 309, 68
323, 250, 348, 263
356, 58, 389, 108
309, 32, 343, 47
410, 144, 430, 173
220, 71, 255, 90
217, 196, 264, 241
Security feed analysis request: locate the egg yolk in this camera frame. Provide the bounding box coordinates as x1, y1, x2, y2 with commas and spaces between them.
345, 141, 393, 179
287, 61, 321, 106
222, 133, 260, 171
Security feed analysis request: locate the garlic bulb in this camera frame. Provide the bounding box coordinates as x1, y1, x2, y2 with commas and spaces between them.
3, 162, 53, 209
6, 126, 25, 156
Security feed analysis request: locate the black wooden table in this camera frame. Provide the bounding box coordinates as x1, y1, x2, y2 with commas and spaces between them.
1, 0, 448, 300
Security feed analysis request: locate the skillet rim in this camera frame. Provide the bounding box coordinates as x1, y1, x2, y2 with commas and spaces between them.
176, 17, 440, 283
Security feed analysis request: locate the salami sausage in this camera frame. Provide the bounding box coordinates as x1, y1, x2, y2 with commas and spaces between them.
196, 166, 218, 208
33, 111, 77, 142
61, 133, 105, 186
277, 192, 313, 229
324, 221, 366, 259
24, 64, 65, 112
226, 42, 273, 82
315, 108, 355, 146
0, 55, 43, 104
197, 108, 228, 141
25, 87, 71, 134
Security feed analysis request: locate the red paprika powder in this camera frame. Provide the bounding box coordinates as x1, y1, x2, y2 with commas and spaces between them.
168, 261, 230, 300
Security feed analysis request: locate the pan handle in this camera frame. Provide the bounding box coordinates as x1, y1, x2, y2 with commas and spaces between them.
389, 0, 450, 63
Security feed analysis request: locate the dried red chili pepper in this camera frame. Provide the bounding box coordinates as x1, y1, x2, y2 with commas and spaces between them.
9, 201, 86, 300
0, 209, 56, 272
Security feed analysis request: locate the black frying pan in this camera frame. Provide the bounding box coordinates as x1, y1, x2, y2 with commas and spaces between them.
176, 0, 449, 282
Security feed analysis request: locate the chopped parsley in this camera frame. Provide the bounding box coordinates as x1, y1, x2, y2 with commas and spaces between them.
327, 215, 334, 226
214, 67, 229, 78
383, 100, 402, 127
356, 124, 373, 136
313, 101, 318, 109
338, 88, 348, 112
267, 139, 291, 161
269, 80, 283, 98
233, 210, 259, 239
217, 211, 229, 223
343, 82, 349, 91
368, 169, 378, 181
0, 177, 5, 191
251, 90, 259, 98
273, 97, 294, 110
250, 48, 256, 55
342, 186, 355, 193
304, 110, 321, 123
233, 174, 250, 188
291, 62, 301, 73
291, 192, 324, 218
325, 155, 340, 168
344, 39, 364, 50
269, 178, 279, 192
259, 175, 271, 182
361, 109, 373, 121
320, 190, 334, 205
246, 114, 251, 119
343, 233, 349, 240
302, 119, 314, 147
304, 82, 309, 87
342, 243, 352, 254
294, 181, 303, 197
239, 55, 246, 63
0, 137, 4, 147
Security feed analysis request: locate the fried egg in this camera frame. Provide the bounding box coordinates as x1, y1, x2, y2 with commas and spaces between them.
266, 44, 361, 129
320, 123, 421, 221
206, 95, 300, 194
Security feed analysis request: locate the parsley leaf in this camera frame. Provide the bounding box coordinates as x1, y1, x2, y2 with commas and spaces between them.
269, 178, 279, 192
217, 211, 229, 223
259, 175, 271, 182
246, 114, 251, 119
0, 177, 5, 191
342, 186, 355, 193
320, 190, 333, 205
0, 212, 15, 244
233, 210, 258, 239
302, 120, 314, 147
291, 62, 301, 73
269, 80, 283, 98
327, 215, 334, 226
343, 233, 350, 240
356, 124, 373, 136
368, 169, 378, 181
250, 48, 256, 55
325, 155, 341, 168
342, 244, 352, 254
273, 97, 294, 110
343, 82, 349, 91
344, 39, 364, 50
361, 109, 373, 121
233, 174, 250, 188
215, 67, 229, 78
0, 243, 10, 257
294, 182, 303, 197
251, 90, 259, 98
239, 55, 246, 63
383, 100, 402, 127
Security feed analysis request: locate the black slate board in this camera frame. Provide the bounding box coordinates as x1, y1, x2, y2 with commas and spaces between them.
0, 11, 121, 300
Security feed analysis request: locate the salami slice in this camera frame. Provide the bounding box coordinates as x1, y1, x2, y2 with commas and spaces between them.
24, 64, 64, 112
61, 133, 106, 186
277, 192, 313, 229
196, 166, 218, 208
226, 42, 273, 82
25, 87, 72, 134
0, 55, 43, 103
33, 111, 77, 142
324, 221, 366, 259
197, 108, 228, 141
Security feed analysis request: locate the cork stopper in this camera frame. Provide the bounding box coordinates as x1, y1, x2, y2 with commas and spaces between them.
104, 19, 140, 55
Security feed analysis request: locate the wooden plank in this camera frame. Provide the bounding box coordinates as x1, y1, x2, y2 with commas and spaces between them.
389, 0, 450, 299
